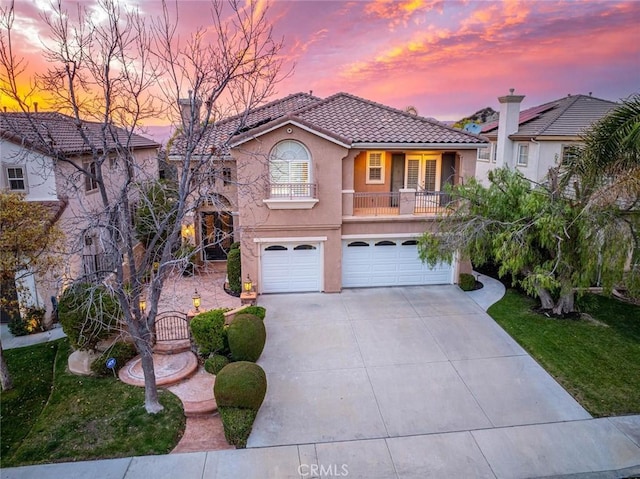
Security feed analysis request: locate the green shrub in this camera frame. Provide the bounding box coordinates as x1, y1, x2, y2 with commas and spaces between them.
213, 361, 267, 411
205, 354, 229, 375
218, 407, 257, 448
58, 283, 121, 350
230, 242, 240, 251
91, 341, 138, 376
459, 273, 476, 291
8, 307, 45, 336
190, 309, 226, 355
227, 314, 266, 362
239, 306, 266, 320
227, 247, 241, 294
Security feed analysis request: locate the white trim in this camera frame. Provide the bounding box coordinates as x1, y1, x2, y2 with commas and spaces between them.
341, 189, 355, 194
366, 151, 385, 185
354, 142, 486, 150
231, 120, 351, 149
263, 198, 319, 209
254, 236, 328, 243
342, 233, 419, 240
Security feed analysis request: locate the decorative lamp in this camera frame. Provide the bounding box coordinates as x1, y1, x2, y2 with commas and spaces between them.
192, 289, 201, 312
139, 297, 146, 314
243, 275, 253, 293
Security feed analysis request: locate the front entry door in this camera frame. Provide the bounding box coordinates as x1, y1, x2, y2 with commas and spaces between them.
201, 211, 233, 260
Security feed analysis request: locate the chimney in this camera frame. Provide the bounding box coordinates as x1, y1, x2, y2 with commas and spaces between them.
495, 88, 525, 168
178, 90, 202, 127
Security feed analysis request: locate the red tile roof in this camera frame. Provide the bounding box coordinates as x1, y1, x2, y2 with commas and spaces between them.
0, 112, 159, 156
170, 92, 486, 156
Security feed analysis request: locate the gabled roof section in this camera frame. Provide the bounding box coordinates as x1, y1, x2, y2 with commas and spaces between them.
171, 92, 322, 155
482, 94, 618, 138
0, 111, 159, 156
184, 92, 486, 154
293, 92, 487, 145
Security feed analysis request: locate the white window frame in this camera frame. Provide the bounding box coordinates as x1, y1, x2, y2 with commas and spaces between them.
366, 151, 385, 185
84, 161, 99, 193
516, 143, 529, 167
477, 144, 491, 162
4, 164, 28, 192
491, 142, 497, 163
269, 140, 313, 198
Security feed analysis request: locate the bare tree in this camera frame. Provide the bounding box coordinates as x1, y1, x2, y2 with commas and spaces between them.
0, 0, 283, 412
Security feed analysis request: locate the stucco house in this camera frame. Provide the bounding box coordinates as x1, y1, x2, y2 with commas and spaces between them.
170, 92, 487, 294
475, 90, 618, 184
0, 111, 159, 321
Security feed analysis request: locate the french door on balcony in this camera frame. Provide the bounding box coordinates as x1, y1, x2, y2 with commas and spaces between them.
405, 153, 441, 191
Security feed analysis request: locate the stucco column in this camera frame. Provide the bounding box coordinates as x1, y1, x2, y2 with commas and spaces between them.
342, 190, 354, 216
399, 188, 416, 215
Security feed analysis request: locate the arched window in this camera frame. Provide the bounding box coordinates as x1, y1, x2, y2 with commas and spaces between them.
269, 140, 312, 197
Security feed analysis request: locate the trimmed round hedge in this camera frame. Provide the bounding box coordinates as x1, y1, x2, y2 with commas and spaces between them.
213, 361, 267, 411
227, 313, 266, 362
190, 309, 226, 355
239, 306, 266, 320
205, 354, 230, 375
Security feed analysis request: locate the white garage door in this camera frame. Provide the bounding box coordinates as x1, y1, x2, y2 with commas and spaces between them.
261, 242, 322, 293
342, 239, 453, 288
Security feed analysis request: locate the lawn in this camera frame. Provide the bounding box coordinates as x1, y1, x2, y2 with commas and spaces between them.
489, 290, 640, 417
1, 339, 185, 467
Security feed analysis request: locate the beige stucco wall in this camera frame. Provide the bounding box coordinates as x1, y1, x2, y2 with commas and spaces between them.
234, 124, 349, 293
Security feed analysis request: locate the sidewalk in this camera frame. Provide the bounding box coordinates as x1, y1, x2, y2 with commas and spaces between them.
2, 416, 639, 478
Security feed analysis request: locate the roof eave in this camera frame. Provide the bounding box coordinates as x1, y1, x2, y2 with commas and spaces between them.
352, 142, 487, 150
230, 117, 352, 149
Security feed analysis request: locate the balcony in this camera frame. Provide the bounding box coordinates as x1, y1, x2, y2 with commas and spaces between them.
345, 190, 452, 217
263, 182, 319, 210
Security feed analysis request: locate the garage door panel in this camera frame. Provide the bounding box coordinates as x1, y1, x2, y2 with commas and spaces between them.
343, 239, 452, 288
261, 243, 321, 293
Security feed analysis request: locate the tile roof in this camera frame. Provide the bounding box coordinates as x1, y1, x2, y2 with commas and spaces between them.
0, 112, 159, 156
170, 92, 486, 155
481, 94, 618, 138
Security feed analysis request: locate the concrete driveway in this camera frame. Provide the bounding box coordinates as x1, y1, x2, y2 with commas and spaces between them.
250, 286, 591, 448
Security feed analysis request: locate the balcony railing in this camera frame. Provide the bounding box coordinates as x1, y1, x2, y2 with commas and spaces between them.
414, 191, 452, 214
268, 182, 317, 199
353, 192, 400, 216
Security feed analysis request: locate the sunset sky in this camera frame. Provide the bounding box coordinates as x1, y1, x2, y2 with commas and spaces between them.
5, 0, 640, 128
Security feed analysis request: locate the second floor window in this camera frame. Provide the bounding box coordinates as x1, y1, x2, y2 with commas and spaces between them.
5, 165, 27, 191
84, 161, 99, 192
517, 143, 529, 167
269, 140, 312, 197
366, 151, 384, 184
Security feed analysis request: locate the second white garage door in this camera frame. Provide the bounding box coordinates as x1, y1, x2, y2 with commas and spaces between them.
261, 242, 322, 293
342, 238, 453, 288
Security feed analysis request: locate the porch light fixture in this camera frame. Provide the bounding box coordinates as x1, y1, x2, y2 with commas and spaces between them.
243, 275, 253, 293
139, 297, 146, 315
192, 289, 201, 312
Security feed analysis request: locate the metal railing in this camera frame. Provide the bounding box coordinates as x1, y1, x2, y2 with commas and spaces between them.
414, 191, 452, 214
155, 311, 190, 342
268, 182, 317, 199
353, 192, 400, 216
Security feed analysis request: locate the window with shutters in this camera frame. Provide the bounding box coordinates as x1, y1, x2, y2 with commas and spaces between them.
269, 140, 313, 197
366, 151, 384, 184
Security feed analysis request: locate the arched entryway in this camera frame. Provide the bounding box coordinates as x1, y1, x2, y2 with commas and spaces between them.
199, 195, 234, 261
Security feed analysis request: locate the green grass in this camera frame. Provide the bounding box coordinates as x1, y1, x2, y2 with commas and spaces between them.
1, 339, 185, 467
488, 290, 640, 417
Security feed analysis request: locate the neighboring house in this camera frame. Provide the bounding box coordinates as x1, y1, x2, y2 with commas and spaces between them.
169, 92, 487, 293
0, 111, 159, 321
476, 90, 618, 184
